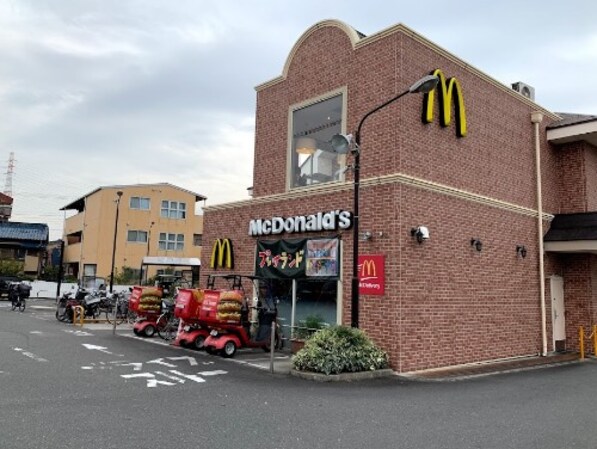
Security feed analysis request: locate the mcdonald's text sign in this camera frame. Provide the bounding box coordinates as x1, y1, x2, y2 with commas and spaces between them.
358, 254, 385, 296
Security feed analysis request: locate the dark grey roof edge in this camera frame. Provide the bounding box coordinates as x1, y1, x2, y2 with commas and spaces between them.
544, 212, 597, 242
547, 113, 597, 129
60, 183, 207, 211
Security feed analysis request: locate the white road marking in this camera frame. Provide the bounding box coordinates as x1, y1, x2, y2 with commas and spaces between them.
146, 357, 177, 368
64, 330, 94, 337
82, 343, 123, 356
168, 356, 198, 366
13, 347, 48, 362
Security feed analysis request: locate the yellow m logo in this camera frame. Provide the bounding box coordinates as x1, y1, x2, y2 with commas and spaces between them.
361, 259, 377, 278
423, 69, 467, 137
210, 238, 234, 269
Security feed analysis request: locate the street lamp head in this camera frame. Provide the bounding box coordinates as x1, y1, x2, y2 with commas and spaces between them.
408, 74, 439, 94
330, 133, 357, 155
116, 191, 123, 198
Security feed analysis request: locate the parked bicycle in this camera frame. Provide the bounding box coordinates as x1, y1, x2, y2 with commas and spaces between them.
9, 282, 29, 312
105, 291, 130, 325
156, 297, 179, 341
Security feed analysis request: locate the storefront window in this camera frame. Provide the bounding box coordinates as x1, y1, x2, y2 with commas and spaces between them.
272, 279, 338, 342
290, 94, 344, 188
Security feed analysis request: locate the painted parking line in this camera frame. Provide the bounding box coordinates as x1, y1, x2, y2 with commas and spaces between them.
13, 347, 48, 362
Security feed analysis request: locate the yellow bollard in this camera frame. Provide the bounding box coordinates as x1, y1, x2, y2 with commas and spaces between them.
73, 306, 85, 327
579, 326, 585, 360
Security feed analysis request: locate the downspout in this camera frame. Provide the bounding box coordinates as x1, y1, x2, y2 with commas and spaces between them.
531, 111, 547, 356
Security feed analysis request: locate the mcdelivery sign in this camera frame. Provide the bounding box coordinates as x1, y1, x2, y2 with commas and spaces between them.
249, 210, 352, 236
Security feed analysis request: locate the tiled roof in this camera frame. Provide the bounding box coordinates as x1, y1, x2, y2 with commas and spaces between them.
544, 213, 597, 241
0, 222, 49, 242
548, 113, 597, 129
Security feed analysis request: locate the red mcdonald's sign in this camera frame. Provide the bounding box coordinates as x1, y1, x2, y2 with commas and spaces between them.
358, 254, 385, 296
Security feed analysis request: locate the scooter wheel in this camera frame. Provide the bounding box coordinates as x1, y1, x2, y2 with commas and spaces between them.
143, 325, 156, 338
221, 340, 237, 358
193, 335, 206, 350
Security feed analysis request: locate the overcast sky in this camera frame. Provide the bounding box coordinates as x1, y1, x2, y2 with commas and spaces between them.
1, 0, 596, 240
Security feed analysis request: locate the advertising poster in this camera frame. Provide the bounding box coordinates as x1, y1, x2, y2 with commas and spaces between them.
255, 238, 339, 279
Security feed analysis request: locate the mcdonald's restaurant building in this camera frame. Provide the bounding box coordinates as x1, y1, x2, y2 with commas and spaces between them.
202, 20, 597, 373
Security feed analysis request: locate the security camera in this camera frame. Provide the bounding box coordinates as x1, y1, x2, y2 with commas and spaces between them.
417, 226, 430, 240
411, 226, 430, 244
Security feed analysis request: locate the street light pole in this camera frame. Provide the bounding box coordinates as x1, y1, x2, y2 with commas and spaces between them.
332, 74, 439, 328
109, 191, 124, 293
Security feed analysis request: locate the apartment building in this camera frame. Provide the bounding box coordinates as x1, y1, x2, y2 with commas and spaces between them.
61, 183, 206, 285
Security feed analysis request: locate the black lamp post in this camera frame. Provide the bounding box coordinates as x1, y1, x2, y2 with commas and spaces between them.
331, 74, 439, 328
109, 191, 124, 293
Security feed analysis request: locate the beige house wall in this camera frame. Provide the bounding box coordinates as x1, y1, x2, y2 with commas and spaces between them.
63, 185, 204, 281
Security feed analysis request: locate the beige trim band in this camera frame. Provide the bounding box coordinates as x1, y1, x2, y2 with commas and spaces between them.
205, 173, 554, 221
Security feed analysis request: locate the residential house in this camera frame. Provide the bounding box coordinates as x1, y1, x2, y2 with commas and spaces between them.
0, 221, 49, 276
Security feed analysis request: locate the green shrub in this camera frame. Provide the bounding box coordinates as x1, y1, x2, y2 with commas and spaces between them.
292, 325, 389, 375
293, 314, 327, 340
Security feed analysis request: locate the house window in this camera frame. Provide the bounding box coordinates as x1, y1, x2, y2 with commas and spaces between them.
130, 197, 150, 210
193, 234, 203, 246
161, 201, 186, 219
127, 230, 148, 243
159, 233, 184, 251
290, 93, 344, 189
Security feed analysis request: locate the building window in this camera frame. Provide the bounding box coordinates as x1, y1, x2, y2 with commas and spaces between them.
159, 233, 184, 251
127, 230, 148, 243
83, 264, 96, 275
161, 201, 186, 219
130, 197, 150, 210
193, 234, 202, 246
290, 93, 344, 189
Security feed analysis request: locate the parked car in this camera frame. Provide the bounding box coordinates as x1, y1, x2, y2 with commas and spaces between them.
0, 276, 22, 298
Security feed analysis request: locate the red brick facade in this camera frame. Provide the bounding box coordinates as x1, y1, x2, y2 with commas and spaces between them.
203, 20, 597, 373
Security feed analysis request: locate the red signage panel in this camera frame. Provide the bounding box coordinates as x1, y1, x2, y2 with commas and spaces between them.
358, 254, 385, 296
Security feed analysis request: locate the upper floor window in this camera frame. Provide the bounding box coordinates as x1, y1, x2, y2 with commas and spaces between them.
290, 93, 345, 189
161, 201, 186, 219
159, 233, 184, 251
130, 197, 150, 210
193, 234, 203, 246
127, 230, 148, 243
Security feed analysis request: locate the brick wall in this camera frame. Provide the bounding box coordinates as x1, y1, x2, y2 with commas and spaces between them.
204, 21, 587, 372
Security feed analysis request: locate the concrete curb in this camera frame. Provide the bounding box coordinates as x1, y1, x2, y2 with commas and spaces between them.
290, 368, 394, 382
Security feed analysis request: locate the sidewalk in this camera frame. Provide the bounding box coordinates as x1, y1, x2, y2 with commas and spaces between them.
399, 353, 583, 381
36, 299, 585, 381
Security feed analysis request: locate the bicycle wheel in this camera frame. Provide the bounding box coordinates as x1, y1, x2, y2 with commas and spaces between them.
161, 319, 179, 341
156, 312, 169, 338
105, 301, 119, 324
109, 304, 126, 325
18, 299, 25, 312
11, 300, 17, 311
126, 310, 137, 324
157, 313, 178, 341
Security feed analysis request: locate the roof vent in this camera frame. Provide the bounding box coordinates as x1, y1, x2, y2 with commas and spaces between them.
511, 82, 535, 101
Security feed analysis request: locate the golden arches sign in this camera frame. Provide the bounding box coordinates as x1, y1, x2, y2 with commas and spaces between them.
423, 68, 467, 138
361, 259, 377, 278
210, 238, 234, 269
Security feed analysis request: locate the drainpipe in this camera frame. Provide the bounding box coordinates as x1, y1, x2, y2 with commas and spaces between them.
531, 111, 547, 356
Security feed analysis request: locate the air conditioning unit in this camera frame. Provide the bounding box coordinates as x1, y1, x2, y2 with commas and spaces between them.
511, 82, 535, 101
